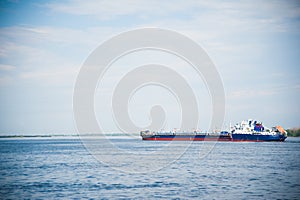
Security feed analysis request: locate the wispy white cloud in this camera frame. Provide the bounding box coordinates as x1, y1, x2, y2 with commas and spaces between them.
229, 89, 275, 98
0, 64, 16, 71
0, 75, 13, 85
46, 0, 192, 20
46, 0, 300, 34
0, 25, 124, 86
19, 65, 79, 86
0, 64, 16, 86
229, 84, 300, 99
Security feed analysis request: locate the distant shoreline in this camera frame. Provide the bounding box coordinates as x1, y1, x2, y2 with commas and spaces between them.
0, 134, 299, 139
0, 133, 141, 139
0, 135, 76, 138
0, 128, 299, 138
287, 128, 300, 137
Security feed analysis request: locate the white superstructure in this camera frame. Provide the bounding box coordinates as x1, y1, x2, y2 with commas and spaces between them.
231, 119, 286, 135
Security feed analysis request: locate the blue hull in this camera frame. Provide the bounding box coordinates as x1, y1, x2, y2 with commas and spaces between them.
231, 133, 286, 142
141, 133, 287, 142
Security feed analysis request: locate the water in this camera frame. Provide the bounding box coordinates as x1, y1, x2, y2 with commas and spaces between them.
0, 137, 299, 199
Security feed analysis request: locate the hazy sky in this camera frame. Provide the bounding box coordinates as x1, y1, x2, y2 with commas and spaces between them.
0, 0, 300, 134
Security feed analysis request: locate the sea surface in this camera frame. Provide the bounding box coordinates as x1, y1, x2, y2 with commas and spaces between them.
0, 137, 299, 199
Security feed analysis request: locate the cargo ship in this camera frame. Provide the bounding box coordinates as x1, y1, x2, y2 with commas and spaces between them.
140, 119, 287, 142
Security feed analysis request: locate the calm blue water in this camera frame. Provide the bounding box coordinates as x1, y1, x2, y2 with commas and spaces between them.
0, 137, 299, 199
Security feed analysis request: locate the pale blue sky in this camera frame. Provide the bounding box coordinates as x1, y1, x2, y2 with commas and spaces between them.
0, 0, 299, 134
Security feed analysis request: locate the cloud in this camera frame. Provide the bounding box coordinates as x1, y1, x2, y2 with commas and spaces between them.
230, 89, 275, 98
0, 64, 16, 71
0, 64, 16, 86
0, 29, 78, 86
229, 84, 300, 99
45, 0, 300, 34
19, 65, 79, 86
0, 75, 13, 85
46, 0, 192, 20
2, 1, 299, 71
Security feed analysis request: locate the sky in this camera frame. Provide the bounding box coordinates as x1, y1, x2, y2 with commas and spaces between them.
0, 0, 300, 134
